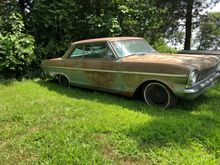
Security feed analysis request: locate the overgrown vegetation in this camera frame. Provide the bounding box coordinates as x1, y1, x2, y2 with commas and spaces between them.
0, 12, 35, 78
0, 0, 219, 78
0, 80, 220, 164
0, 1, 220, 163
196, 12, 220, 50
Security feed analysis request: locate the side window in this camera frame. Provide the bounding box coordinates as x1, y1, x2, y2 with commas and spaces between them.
106, 46, 115, 59
83, 42, 115, 59
69, 45, 83, 58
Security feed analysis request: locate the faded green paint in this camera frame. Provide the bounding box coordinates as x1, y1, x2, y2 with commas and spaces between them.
41, 37, 220, 100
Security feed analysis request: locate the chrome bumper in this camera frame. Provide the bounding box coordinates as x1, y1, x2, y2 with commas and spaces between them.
182, 72, 220, 100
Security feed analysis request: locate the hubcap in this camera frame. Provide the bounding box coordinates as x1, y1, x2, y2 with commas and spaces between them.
145, 83, 170, 107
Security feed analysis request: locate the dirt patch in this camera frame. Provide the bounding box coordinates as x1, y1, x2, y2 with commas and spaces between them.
103, 144, 151, 165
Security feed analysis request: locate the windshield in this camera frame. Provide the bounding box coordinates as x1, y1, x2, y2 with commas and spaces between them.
111, 39, 157, 57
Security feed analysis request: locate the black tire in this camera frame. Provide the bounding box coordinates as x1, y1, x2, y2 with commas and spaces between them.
58, 75, 69, 87
142, 82, 177, 108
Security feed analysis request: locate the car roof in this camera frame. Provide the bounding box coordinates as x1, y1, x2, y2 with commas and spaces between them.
72, 37, 143, 44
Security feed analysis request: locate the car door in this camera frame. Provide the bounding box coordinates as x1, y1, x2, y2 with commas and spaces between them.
61, 44, 83, 84
78, 42, 121, 92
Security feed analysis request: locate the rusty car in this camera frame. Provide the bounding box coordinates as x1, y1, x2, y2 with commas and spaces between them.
41, 37, 220, 108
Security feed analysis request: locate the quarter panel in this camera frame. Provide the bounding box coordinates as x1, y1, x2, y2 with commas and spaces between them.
41, 58, 82, 84
119, 61, 189, 95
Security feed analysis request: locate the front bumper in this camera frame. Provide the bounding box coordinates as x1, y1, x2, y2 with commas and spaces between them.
182, 72, 220, 100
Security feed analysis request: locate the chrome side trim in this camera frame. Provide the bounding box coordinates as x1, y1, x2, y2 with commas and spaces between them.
183, 88, 198, 94
42, 66, 188, 78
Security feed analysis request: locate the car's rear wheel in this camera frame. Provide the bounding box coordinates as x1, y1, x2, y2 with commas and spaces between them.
142, 82, 177, 108
58, 75, 69, 87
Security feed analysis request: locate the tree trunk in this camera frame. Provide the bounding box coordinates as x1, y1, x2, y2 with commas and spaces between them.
18, 0, 25, 16
80, 0, 91, 14
184, 0, 194, 50
95, 0, 101, 16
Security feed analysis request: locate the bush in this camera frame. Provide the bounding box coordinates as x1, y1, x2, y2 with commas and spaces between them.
86, 15, 121, 38
152, 39, 177, 53
0, 12, 35, 78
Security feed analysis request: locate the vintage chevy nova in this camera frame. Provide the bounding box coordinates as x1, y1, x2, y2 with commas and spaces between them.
41, 37, 220, 108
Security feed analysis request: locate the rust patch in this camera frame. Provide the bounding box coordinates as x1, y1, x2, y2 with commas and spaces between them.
41, 37, 219, 100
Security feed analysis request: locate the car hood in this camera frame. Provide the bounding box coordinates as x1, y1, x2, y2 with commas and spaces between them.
122, 53, 219, 71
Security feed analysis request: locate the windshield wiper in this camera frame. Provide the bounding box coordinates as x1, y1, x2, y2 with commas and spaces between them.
122, 53, 138, 58
139, 51, 158, 55
122, 52, 156, 58
126, 52, 145, 57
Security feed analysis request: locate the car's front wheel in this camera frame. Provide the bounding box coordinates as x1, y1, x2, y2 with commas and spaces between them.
142, 82, 177, 108
58, 75, 69, 87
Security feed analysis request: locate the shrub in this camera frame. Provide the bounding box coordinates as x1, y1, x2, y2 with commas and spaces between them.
152, 39, 177, 53
0, 12, 35, 78
86, 15, 121, 38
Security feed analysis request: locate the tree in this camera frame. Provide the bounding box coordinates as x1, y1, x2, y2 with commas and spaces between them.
152, 0, 220, 50
184, 0, 220, 50
0, 0, 18, 31
18, 0, 33, 14
186, 0, 219, 50
184, 0, 194, 50
27, 0, 122, 59
196, 12, 220, 50
0, 12, 35, 77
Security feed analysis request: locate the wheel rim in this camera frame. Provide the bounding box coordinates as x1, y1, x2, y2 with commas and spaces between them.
144, 83, 170, 108
59, 75, 69, 87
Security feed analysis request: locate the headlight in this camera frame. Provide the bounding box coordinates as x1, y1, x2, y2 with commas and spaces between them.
188, 70, 198, 87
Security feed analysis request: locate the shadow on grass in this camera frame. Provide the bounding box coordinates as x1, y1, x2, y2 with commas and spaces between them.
0, 79, 17, 86
37, 80, 212, 112
37, 80, 220, 154
0, 77, 215, 113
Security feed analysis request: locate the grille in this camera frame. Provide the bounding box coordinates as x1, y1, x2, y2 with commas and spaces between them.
197, 65, 217, 82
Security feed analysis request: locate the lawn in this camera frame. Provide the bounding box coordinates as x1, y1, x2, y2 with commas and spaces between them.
0, 79, 220, 164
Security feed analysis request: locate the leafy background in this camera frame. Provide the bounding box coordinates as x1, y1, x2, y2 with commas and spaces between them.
0, 0, 220, 77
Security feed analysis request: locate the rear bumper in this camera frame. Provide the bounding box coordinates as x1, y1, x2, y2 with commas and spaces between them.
181, 72, 220, 100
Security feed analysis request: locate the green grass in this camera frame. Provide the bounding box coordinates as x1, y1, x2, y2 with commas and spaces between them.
0, 79, 220, 164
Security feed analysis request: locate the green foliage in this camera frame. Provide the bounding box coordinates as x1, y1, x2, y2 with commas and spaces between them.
86, 15, 121, 37
29, 0, 122, 59
0, 0, 18, 28
28, 0, 181, 59
117, 0, 175, 42
152, 39, 177, 53
0, 12, 35, 77
1, 80, 220, 164
1, 0, 220, 73
196, 12, 220, 50
151, 0, 220, 49
28, 0, 79, 58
